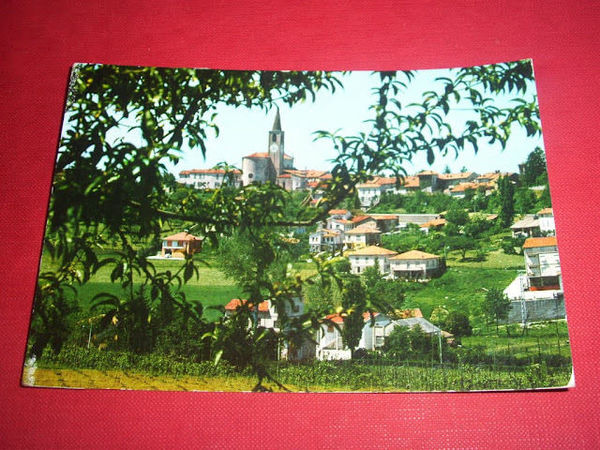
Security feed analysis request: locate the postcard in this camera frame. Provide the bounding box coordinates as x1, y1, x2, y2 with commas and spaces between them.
22, 61, 573, 392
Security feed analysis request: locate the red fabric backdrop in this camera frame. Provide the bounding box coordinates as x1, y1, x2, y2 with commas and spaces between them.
1, 1, 599, 447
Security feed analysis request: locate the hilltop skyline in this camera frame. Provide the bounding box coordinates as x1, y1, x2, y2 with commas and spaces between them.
168, 69, 545, 178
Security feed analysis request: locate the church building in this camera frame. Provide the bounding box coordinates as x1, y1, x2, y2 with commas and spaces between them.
240, 110, 295, 186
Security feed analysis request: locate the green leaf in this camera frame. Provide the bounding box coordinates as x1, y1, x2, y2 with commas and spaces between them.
427, 147, 434, 165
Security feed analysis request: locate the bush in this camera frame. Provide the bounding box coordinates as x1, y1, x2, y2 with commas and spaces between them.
444, 311, 472, 337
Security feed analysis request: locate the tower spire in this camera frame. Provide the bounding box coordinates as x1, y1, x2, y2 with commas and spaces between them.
272, 108, 281, 131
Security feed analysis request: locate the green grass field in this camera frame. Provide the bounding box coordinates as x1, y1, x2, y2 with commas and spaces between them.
41, 246, 528, 326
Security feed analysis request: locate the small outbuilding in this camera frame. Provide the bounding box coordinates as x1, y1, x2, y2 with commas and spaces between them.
161, 232, 202, 259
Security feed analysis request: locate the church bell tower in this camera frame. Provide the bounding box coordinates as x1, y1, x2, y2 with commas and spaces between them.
268, 109, 284, 176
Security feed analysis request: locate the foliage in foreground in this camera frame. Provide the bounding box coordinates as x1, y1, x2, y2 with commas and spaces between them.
30, 61, 545, 389
36, 345, 571, 392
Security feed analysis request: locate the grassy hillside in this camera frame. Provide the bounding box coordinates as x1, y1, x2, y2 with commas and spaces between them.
404, 249, 523, 321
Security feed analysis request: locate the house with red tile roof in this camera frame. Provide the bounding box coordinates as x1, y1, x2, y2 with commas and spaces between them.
178, 168, 242, 189
419, 218, 447, 233
224, 297, 313, 361
389, 250, 444, 280
160, 232, 202, 258
347, 245, 398, 274
317, 311, 391, 360
316, 308, 444, 360
537, 208, 555, 235
343, 224, 382, 249
502, 235, 565, 323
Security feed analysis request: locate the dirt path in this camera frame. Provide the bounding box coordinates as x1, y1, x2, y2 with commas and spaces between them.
21, 367, 292, 392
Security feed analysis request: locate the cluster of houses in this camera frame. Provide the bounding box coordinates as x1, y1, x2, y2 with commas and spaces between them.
510, 208, 556, 237
223, 297, 450, 362
309, 208, 441, 253
176, 111, 517, 209
178, 110, 332, 191
355, 171, 518, 207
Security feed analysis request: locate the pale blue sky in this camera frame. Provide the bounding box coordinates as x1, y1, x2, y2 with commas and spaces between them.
167, 67, 544, 176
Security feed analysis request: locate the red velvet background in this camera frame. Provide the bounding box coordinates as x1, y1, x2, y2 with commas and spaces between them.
2, 1, 599, 447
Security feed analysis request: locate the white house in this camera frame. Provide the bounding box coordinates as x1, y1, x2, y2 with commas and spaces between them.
316, 310, 444, 360
224, 297, 313, 361
510, 215, 540, 237
356, 177, 401, 207
503, 236, 565, 323
383, 317, 443, 338
348, 245, 398, 275
419, 218, 447, 234
523, 236, 561, 291
389, 250, 443, 280
161, 232, 202, 258
316, 312, 392, 360
178, 168, 242, 189
537, 208, 556, 235
343, 225, 382, 249
309, 228, 343, 253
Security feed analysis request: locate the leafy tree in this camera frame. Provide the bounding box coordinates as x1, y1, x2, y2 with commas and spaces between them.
429, 306, 449, 326
383, 325, 435, 360
514, 187, 538, 214
482, 288, 512, 334
445, 206, 469, 227
339, 275, 367, 358
463, 213, 493, 239
31, 61, 542, 386
446, 235, 476, 261
498, 176, 515, 227
361, 265, 406, 311
537, 185, 552, 210
521, 147, 547, 186
443, 311, 472, 337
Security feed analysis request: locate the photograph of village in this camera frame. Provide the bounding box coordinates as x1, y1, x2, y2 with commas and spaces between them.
22, 61, 573, 392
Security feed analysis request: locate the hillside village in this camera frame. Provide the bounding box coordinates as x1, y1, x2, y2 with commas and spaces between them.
28, 64, 571, 392
168, 112, 565, 363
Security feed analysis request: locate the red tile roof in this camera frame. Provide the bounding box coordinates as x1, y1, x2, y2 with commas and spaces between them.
390, 250, 440, 260
420, 218, 447, 228
438, 172, 475, 180
401, 176, 420, 188
450, 182, 479, 192
224, 298, 270, 312
362, 311, 381, 322
351, 215, 372, 224
370, 214, 398, 221
244, 152, 293, 159
523, 236, 558, 249
179, 169, 241, 175
348, 245, 398, 256
163, 232, 202, 241
324, 312, 381, 324
284, 169, 329, 179
328, 209, 349, 215
345, 225, 381, 235
324, 313, 345, 324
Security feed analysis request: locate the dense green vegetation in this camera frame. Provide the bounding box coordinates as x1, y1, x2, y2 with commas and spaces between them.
32, 321, 571, 391
26, 61, 572, 391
